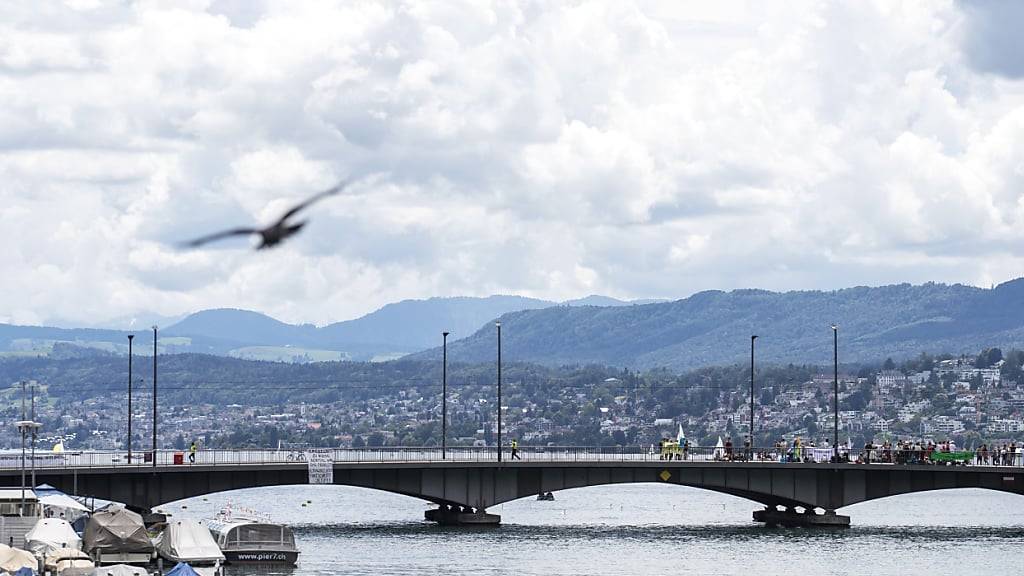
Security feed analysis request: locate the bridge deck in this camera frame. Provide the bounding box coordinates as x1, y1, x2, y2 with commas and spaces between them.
3, 447, 1021, 470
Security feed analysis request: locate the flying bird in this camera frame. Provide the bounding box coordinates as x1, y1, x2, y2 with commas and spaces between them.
182, 182, 348, 250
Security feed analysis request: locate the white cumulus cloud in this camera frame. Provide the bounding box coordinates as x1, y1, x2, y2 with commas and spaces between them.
1, 0, 1023, 327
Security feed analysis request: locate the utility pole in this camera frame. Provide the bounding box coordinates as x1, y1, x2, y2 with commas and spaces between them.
127, 334, 134, 462
442, 331, 449, 460
750, 335, 757, 459
496, 321, 502, 463
152, 326, 158, 468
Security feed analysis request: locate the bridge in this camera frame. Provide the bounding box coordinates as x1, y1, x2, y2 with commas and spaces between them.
3, 447, 1022, 527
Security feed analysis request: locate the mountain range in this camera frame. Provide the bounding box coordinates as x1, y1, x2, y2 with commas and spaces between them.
2, 280, 1023, 370
0, 294, 657, 362
414, 280, 1024, 371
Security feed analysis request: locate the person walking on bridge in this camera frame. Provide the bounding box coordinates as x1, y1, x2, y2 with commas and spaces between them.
511, 439, 521, 460
189, 440, 197, 464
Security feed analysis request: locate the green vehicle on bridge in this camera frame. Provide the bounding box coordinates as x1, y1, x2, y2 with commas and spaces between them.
930, 451, 974, 464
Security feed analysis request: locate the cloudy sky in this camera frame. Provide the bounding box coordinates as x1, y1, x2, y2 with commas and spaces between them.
2, 1, 1023, 327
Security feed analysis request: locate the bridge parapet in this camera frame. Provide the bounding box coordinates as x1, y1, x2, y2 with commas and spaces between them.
5, 446, 1022, 470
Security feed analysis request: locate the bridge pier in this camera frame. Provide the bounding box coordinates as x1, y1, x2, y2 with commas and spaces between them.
752, 506, 850, 528
424, 505, 500, 526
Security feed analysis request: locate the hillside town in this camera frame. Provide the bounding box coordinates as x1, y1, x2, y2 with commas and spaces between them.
2, 350, 1022, 454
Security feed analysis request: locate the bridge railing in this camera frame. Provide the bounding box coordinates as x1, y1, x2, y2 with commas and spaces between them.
0, 446, 1020, 470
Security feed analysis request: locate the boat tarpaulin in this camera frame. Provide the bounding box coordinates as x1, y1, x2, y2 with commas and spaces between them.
25, 517, 83, 555
44, 547, 94, 572
165, 562, 202, 576
83, 508, 154, 554
157, 520, 225, 564
0, 543, 38, 572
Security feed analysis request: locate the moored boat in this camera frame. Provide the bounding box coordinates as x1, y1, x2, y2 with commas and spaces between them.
44, 548, 94, 574
206, 505, 299, 565
156, 519, 225, 566
83, 507, 155, 565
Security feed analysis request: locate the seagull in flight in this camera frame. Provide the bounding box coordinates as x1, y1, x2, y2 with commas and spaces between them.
182, 182, 348, 250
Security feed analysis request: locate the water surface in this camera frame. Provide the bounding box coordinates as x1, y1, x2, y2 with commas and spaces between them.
163, 484, 1024, 576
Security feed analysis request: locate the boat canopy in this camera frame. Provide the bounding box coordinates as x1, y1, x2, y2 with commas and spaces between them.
206, 521, 295, 549
83, 508, 154, 554
25, 517, 82, 555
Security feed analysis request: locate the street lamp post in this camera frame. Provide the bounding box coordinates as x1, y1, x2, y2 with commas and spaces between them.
15, 380, 40, 516
19, 380, 25, 515
496, 321, 502, 463
750, 335, 757, 459
442, 331, 449, 460
127, 334, 134, 462
832, 324, 839, 462
30, 382, 36, 488
152, 326, 158, 468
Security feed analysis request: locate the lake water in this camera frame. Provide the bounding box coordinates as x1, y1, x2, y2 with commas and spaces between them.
162, 484, 1024, 576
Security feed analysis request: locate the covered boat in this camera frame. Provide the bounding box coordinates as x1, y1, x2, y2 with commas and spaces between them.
25, 518, 82, 556
83, 508, 154, 565
0, 543, 38, 573
44, 548, 94, 573
156, 519, 224, 565
206, 506, 298, 565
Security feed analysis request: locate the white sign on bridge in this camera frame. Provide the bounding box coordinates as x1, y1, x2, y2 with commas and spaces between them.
306, 449, 333, 485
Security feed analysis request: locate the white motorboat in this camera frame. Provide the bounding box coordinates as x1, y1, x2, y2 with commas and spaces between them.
206, 505, 299, 565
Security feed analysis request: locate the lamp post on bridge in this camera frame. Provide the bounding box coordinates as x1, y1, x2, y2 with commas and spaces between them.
16, 380, 41, 516
496, 321, 502, 463
30, 381, 37, 489
750, 335, 757, 459
127, 334, 134, 462
152, 325, 158, 468
832, 324, 839, 462
442, 331, 449, 460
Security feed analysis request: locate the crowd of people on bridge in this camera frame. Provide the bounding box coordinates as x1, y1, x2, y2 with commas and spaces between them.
652, 435, 1022, 467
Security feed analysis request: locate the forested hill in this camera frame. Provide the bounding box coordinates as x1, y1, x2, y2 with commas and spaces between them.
413, 280, 1024, 371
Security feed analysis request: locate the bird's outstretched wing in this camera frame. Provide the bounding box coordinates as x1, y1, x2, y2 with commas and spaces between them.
181, 227, 260, 248
278, 180, 349, 222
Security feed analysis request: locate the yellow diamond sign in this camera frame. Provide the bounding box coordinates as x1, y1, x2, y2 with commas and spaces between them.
659, 470, 672, 482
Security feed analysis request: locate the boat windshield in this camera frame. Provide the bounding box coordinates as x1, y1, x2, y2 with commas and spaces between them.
229, 524, 294, 547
